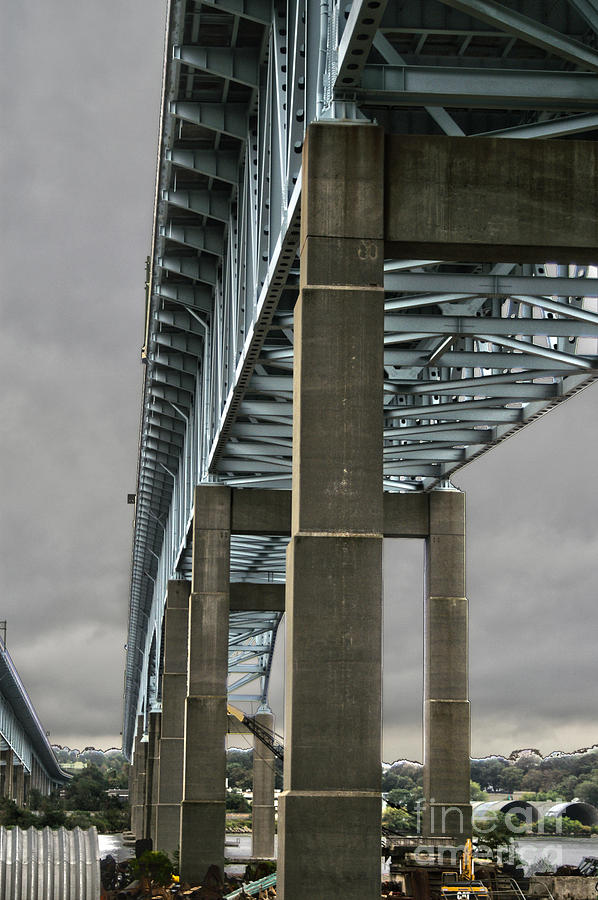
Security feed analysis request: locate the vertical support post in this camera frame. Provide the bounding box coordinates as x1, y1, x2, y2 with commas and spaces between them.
14, 762, 24, 806
5, 748, 14, 800
278, 122, 384, 900
132, 715, 147, 838
154, 580, 191, 855
423, 488, 471, 841
252, 707, 276, 859
180, 484, 231, 884
144, 711, 161, 840
0, 750, 6, 798
128, 762, 135, 829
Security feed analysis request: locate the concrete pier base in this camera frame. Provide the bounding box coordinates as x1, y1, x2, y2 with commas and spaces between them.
154, 580, 190, 857
179, 485, 230, 884
252, 708, 275, 859
278, 121, 384, 900
423, 489, 471, 842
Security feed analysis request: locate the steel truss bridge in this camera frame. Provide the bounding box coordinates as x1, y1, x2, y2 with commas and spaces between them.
124, 0, 598, 754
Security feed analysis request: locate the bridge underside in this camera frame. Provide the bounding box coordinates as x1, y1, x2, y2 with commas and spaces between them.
125, 0, 598, 892
0, 640, 70, 801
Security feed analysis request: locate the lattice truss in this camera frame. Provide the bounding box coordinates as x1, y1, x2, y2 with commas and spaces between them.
124, 0, 598, 752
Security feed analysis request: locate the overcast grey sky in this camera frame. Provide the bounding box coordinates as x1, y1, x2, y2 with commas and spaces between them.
2, 1, 596, 762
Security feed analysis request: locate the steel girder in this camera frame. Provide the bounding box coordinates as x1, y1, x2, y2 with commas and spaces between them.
124, 0, 598, 754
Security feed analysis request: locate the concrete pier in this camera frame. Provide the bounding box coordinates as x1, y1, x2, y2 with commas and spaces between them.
423, 488, 471, 841
278, 122, 384, 900
144, 711, 161, 840
180, 485, 230, 884
154, 580, 190, 856
14, 761, 24, 806
132, 715, 147, 838
252, 707, 276, 859
2, 748, 13, 799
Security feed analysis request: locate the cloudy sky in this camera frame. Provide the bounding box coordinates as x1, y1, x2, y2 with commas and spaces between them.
2, 2, 597, 762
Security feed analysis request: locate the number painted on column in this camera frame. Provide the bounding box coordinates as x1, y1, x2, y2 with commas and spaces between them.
357, 239, 378, 260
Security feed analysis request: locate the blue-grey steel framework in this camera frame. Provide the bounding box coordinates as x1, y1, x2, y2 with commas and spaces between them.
0, 638, 69, 786
124, 0, 598, 755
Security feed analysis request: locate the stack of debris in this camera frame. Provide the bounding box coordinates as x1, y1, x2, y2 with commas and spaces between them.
100, 860, 277, 900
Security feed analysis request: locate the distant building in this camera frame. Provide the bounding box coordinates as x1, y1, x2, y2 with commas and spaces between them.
0, 638, 70, 802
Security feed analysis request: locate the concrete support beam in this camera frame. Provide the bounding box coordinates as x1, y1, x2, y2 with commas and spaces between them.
385, 135, 598, 262
252, 708, 276, 859
423, 489, 471, 841
228, 489, 442, 539
144, 711, 161, 840
231, 488, 291, 535
278, 122, 384, 900
180, 485, 230, 884
230, 582, 285, 611
154, 580, 191, 857
383, 492, 429, 538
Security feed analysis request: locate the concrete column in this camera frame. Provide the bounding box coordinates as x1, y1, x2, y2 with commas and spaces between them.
5, 748, 14, 800
423, 488, 471, 842
252, 708, 276, 859
127, 761, 135, 828
132, 715, 147, 838
14, 762, 25, 806
154, 580, 191, 856
180, 484, 230, 884
278, 122, 384, 900
136, 738, 149, 838
144, 711, 161, 840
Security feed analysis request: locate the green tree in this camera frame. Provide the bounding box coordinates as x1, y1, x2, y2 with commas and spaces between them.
64, 766, 109, 811
470, 781, 488, 801
473, 811, 521, 859
382, 805, 417, 834
386, 785, 422, 814
226, 790, 251, 812
576, 779, 598, 806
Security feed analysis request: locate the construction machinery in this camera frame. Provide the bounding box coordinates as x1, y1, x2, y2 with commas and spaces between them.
227, 704, 284, 761
440, 840, 490, 900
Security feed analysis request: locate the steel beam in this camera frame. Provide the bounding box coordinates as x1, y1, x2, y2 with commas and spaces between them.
436, 0, 598, 71
173, 45, 259, 88
169, 101, 248, 139
357, 65, 598, 111
384, 272, 598, 298
161, 188, 230, 222
166, 149, 240, 184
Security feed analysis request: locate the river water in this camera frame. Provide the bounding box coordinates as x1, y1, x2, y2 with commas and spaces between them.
513, 836, 598, 875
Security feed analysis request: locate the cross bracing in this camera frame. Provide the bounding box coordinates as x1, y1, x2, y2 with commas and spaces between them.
124, 0, 598, 754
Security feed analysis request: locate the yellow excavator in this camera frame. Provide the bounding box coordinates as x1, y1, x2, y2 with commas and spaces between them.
440, 840, 490, 900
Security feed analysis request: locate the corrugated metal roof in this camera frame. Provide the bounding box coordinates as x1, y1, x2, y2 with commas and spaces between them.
0, 826, 100, 900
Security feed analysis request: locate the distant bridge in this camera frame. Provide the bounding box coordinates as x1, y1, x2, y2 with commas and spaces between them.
0, 638, 69, 801
124, 0, 598, 894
